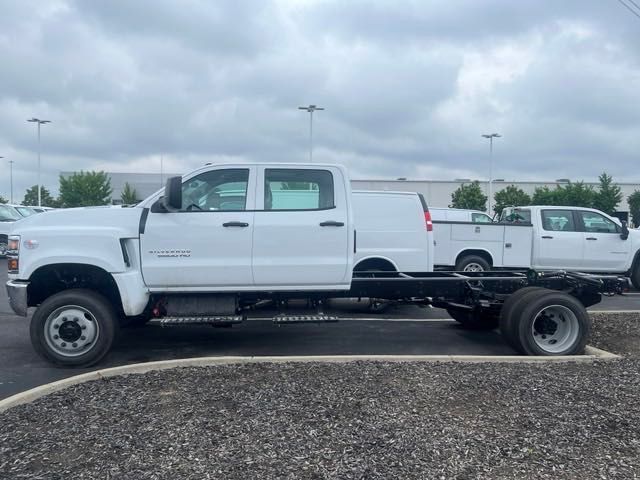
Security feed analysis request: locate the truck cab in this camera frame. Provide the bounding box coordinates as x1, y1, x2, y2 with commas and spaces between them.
138, 164, 354, 291
502, 206, 638, 275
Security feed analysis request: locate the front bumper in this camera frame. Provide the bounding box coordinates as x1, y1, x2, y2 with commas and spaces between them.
6, 280, 29, 316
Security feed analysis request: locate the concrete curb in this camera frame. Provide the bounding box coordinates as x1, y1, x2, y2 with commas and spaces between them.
0, 347, 619, 414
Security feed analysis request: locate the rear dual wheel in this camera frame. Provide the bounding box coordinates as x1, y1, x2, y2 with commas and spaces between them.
499, 289, 590, 356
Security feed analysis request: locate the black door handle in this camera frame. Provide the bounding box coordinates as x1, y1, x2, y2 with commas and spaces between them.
223, 222, 249, 227
320, 221, 345, 227
586, 237, 597, 241
541, 235, 553, 239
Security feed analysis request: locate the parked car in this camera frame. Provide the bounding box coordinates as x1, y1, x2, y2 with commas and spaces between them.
434, 205, 640, 288
0, 204, 22, 256
430, 207, 493, 223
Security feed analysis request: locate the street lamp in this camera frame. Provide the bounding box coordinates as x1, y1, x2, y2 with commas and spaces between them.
27, 118, 52, 207
298, 104, 324, 162
482, 133, 501, 214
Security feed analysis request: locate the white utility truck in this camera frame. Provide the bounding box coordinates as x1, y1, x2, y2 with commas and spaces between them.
434, 205, 640, 287
5, 164, 626, 366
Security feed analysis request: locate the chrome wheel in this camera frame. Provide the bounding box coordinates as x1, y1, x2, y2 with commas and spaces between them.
463, 262, 485, 272
531, 305, 579, 354
44, 305, 100, 357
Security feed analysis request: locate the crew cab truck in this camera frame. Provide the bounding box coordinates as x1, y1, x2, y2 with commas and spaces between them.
5, 163, 627, 366
435, 205, 640, 287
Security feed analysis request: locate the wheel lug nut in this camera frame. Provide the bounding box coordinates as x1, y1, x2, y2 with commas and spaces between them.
53, 335, 59, 340
81, 325, 87, 330
541, 335, 547, 339
61, 317, 67, 322
73, 317, 79, 322
53, 324, 59, 329
61, 342, 67, 347
72, 343, 77, 348
81, 335, 86, 340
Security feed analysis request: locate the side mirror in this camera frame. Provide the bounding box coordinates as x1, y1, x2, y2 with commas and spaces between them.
621, 221, 630, 240
161, 176, 182, 211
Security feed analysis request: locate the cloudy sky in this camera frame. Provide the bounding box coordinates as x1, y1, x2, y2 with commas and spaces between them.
1, 0, 640, 199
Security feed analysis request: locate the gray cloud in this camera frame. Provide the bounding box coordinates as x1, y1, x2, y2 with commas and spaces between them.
1, 0, 640, 201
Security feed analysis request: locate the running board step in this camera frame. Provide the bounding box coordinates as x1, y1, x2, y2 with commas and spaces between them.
149, 315, 244, 326
273, 315, 339, 324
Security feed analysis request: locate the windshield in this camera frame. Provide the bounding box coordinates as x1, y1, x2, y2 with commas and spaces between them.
15, 206, 37, 217
0, 205, 21, 221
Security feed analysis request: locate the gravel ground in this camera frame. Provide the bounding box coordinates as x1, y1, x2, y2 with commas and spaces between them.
1, 313, 640, 480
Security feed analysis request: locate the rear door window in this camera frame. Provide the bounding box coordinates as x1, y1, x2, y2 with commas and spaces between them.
541, 210, 576, 232
264, 169, 334, 210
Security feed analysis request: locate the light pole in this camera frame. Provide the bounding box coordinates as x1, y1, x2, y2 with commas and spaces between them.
482, 133, 501, 214
27, 118, 52, 207
1, 157, 13, 203
9, 160, 13, 204
298, 104, 324, 162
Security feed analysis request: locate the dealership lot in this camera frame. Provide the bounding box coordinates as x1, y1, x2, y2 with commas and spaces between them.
1, 259, 639, 400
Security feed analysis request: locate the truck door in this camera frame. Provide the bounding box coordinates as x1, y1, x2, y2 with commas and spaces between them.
140, 167, 256, 289
577, 210, 631, 271
252, 167, 351, 288
534, 209, 584, 269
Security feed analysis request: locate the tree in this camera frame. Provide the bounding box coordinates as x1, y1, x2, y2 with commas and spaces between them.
493, 185, 531, 216
450, 181, 487, 211
23, 185, 58, 207
0, 195, 6, 204
121, 182, 139, 205
531, 186, 562, 205
560, 182, 596, 208
532, 182, 595, 208
593, 172, 622, 215
58, 171, 113, 208
628, 190, 640, 228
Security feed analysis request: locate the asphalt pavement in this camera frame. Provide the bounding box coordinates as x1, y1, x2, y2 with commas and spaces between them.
0, 259, 638, 400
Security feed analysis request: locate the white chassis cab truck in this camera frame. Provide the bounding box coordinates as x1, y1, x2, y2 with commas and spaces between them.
5, 163, 628, 366
434, 206, 640, 287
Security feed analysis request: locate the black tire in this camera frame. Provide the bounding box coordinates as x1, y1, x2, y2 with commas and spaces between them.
509, 291, 591, 356
447, 308, 499, 330
30, 289, 118, 367
632, 263, 640, 290
0, 234, 7, 257
455, 255, 490, 272
499, 287, 548, 349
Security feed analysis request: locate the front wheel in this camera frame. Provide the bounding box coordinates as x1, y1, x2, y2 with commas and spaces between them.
30, 289, 118, 367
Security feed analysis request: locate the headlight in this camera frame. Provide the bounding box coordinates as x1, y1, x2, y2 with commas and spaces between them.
7, 237, 20, 253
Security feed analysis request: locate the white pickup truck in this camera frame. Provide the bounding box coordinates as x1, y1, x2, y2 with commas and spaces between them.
433, 205, 639, 287
5, 164, 627, 365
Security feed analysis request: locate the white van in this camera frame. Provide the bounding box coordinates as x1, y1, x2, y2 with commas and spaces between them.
352, 191, 433, 272
430, 207, 493, 223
